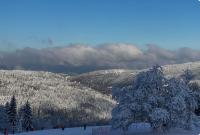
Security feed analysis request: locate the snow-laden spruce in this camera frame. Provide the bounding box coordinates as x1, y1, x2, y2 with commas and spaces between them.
8, 95, 17, 134
21, 101, 33, 131
112, 65, 199, 132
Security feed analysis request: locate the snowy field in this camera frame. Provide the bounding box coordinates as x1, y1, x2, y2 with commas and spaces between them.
1, 123, 200, 135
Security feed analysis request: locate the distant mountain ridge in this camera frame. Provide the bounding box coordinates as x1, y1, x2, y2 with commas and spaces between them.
70, 61, 200, 95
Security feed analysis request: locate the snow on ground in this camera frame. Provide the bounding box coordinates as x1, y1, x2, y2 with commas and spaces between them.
1, 123, 199, 135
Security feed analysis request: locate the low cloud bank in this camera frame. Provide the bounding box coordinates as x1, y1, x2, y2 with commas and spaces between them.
0, 44, 200, 74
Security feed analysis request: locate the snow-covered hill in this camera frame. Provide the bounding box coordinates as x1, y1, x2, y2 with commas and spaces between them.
0, 70, 115, 129
70, 61, 200, 95
1, 61, 200, 131
69, 69, 138, 95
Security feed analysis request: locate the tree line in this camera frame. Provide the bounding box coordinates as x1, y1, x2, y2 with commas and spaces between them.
1, 95, 33, 134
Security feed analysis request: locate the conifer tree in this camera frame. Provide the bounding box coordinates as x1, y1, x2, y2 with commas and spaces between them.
22, 101, 33, 131
180, 69, 194, 85
8, 95, 17, 134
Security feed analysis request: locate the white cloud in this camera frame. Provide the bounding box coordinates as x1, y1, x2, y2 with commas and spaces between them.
0, 43, 200, 73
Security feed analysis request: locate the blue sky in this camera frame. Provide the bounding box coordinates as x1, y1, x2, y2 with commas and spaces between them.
0, 0, 200, 51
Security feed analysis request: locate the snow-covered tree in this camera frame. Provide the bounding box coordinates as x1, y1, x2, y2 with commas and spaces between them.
112, 65, 198, 132
22, 101, 33, 131
180, 69, 194, 84
111, 86, 133, 131
112, 65, 168, 131
149, 108, 169, 131
189, 82, 200, 115
8, 95, 17, 134
166, 78, 197, 129
16, 105, 24, 133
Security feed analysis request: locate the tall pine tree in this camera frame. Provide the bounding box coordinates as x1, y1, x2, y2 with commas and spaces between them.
22, 101, 33, 131
8, 95, 17, 134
